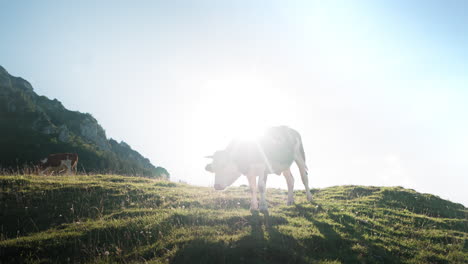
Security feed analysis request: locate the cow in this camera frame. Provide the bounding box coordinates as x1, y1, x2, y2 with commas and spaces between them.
205, 126, 312, 212
38, 153, 78, 175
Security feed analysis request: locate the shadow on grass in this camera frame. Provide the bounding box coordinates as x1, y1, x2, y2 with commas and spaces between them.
296, 203, 405, 263
170, 202, 408, 264
169, 210, 341, 263
169, 211, 298, 264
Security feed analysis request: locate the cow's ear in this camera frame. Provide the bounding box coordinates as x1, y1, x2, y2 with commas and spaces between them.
205, 164, 213, 173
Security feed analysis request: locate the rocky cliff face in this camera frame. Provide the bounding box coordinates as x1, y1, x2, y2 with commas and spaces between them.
79, 115, 110, 151
0, 65, 167, 178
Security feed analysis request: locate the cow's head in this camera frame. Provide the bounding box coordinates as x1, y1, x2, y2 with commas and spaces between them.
40, 158, 48, 164
205, 150, 241, 190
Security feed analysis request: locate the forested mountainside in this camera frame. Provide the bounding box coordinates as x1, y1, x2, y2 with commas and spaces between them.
0, 66, 168, 178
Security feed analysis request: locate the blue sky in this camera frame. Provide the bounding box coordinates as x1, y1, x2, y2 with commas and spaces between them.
1, 0, 467, 205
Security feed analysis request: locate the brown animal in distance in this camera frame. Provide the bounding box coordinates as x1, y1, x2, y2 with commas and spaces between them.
38, 153, 78, 175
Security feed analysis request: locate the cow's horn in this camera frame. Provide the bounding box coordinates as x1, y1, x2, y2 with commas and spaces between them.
204, 155, 213, 159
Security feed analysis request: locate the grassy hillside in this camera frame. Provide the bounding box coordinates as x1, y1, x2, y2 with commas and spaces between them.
0, 174, 466, 263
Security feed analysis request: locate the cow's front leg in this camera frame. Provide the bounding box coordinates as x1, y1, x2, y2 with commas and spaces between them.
246, 174, 259, 211
283, 169, 295, 205
258, 173, 268, 212
40, 167, 50, 176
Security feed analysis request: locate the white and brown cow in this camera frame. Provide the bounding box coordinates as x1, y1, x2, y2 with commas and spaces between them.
205, 126, 312, 212
38, 153, 78, 175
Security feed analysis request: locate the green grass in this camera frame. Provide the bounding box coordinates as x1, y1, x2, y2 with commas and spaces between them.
0, 174, 466, 263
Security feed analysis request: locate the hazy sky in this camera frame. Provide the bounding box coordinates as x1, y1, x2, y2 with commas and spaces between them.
1, 0, 467, 206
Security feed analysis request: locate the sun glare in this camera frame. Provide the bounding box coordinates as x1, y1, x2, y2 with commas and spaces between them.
188, 75, 298, 156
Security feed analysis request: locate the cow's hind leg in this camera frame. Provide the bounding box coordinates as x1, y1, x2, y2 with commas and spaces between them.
258, 173, 268, 212
283, 168, 294, 205
295, 158, 312, 201
61, 160, 72, 175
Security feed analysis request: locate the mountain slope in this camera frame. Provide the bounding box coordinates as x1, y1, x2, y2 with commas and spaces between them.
0, 66, 167, 177
0, 174, 466, 263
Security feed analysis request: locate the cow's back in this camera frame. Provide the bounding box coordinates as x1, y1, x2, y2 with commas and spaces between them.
261, 126, 298, 164
42, 153, 78, 168
228, 126, 299, 175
